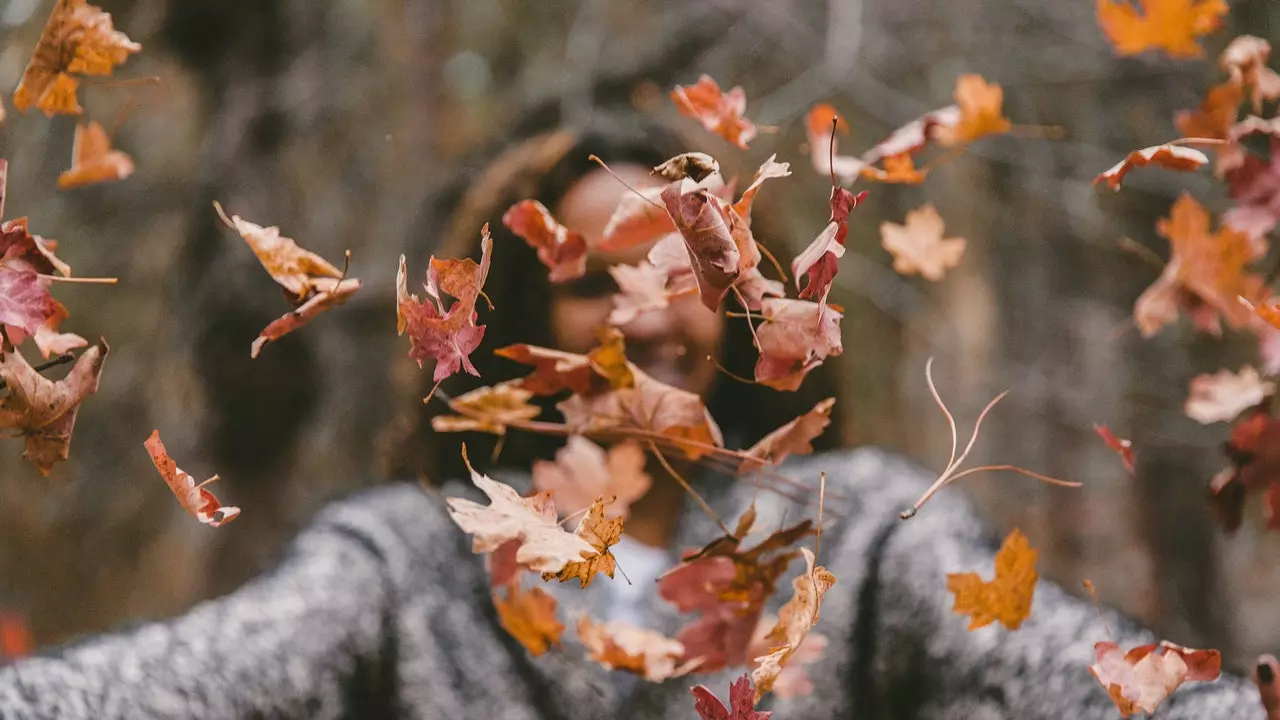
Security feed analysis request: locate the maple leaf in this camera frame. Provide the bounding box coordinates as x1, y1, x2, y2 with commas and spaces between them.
1176, 81, 1243, 141
144, 429, 240, 527
12, 0, 141, 116
431, 380, 541, 434
750, 548, 837, 701
793, 188, 868, 302
691, 675, 772, 720
1096, 0, 1228, 59
1095, 144, 1210, 190
0, 217, 72, 278
251, 277, 361, 358
397, 227, 493, 382
532, 436, 651, 519
671, 75, 757, 149
741, 398, 836, 471
1090, 640, 1222, 717
445, 449, 597, 574
541, 497, 623, 588
732, 155, 792, 222
1220, 36, 1280, 113
502, 200, 589, 283
946, 527, 1038, 630
0, 339, 107, 475
608, 260, 678, 326
57, 121, 134, 189
747, 625, 828, 700
494, 584, 563, 656
577, 616, 694, 681
661, 180, 740, 310
934, 74, 1013, 147
1094, 423, 1136, 474
880, 204, 967, 281
214, 202, 343, 300
754, 298, 843, 392
1185, 366, 1276, 424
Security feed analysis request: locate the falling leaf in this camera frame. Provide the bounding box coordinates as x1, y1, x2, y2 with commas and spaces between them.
214, 202, 342, 299
741, 398, 835, 471
793, 187, 868, 303
608, 260, 678, 326
654, 152, 721, 183
1096, 0, 1228, 59
600, 187, 675, 251
661, 180, 740, 310
1176, 81, 1243, 141
691, 674, 773, 720
57, 121, 134, 189
577, 615, 695, 681
251, 277, 361, 358
754, 298, 843, 391
0, 269, 60, 339
946, 527, 1038, 630
750, 548, 837, 701
541, 497, 623, 588
671, 75, 757, 149
431, 380, 541, 434
859, 153, 930, 185
13, 0, 141, 116
397, 227, 493, 382
494, 584, 563, 656
0, 217, 72, 278
143, 429, 240, 527
934, 74, 1013, 147
1094, 423, 1136, 474
502, 200, 589, 283
1220, 36, 1280, 112
732, 155, 792, 222
1185, 366, 1276, 424
0, 611, 32, 663
747, 626, 827, 700
880, 204, 967, 281
1207, 405, 1280, 531
0, 339, 107, 475
497, 330, 635, 397
1095, 144, 1210, 190
533, 437, 651, 518
1090, 640, 1222, 717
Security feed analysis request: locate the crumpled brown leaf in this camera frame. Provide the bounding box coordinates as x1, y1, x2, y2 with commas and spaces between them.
754, 298, 843, 391
57, 120, 134, 189
661, 180, 740, 311
0, 339, 107, 475
13, 0, 141, 116
750, 548, 837, 701
144, 429, 240, 527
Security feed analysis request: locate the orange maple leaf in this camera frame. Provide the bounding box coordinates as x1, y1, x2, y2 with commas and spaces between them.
13, 0, 141, 116
860, 153, 929, 185
431, 380, 541, 435
494, 585, 563, 657
879, 204, 967, 281
57, 120, 134, 189
946, 527, 1038, 630
1096, 0, 1228, 59
670, 75, 757, 149
935, 74, 1012, 147
540, 497, 623, 588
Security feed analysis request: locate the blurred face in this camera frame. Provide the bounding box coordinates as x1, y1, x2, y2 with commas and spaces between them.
551, 165, 725, 394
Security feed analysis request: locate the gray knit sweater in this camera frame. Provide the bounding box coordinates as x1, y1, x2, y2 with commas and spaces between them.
0, 448, 1263, 718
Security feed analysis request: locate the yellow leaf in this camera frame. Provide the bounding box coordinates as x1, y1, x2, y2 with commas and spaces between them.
494, 585, 563, 656
946, 527, 1038, 630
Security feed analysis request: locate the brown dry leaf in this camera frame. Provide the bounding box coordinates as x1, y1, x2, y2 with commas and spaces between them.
13, 0, 141, 116
670, 75, 757, 149
57, 121, 134, 189
946, 527, 1038, 630
431, 380, 541, 434
750, 548, 837, 701
754, 298, 843, 392
741, 398, 835, 471
494, 584, 563, 656
251, 277, 361, 358
880, 204, 966, 281
0, 339, 107, 475
497, 330, 634, 397
934, 74, 1013, 147
1091, 640, 1222, 717
1096, 0, 1228, 58
661, 180, 740, 310
502, 199, 588, 283
144, 429, 240, 527
577, 615, 694, 681
1095, 144, 1210, 190
541, 497, 623, 588
532, 436, 651, 518
1185, 366, 1276, 424
653, 153, 721, 183
213, 202, 342, 299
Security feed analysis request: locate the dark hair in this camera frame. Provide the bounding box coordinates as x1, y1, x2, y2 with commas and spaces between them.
379, 109, 846, 483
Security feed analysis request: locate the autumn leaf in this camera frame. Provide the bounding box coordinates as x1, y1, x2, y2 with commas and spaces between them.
1220, 36, 1280, 113
934, 74, 1013, 147
1223, 136, 1280, 242
880, 204, 967, 281
431, 380, 541, 434
741, 398, 835, 471
661, 180, 741, 310
541, 497, 623, 588
502, 200, 588, 283
654, 152, 721, 183
859, 153, 930, 185
144, 429, 240, 527
750, 548, 837, 701
0, 339, 107, 475
747, 626, 827, 700
251, 277, 361, 358
754, 298, 843, 392
1090, 640, 1222, 717
1176, 80, 1243, 141
732, 155, 792, 222
691, 674, 773, 720
0, 217, 72, 278
600, 187, 674, 251
13, 0, 141, 116
608, 260, 679, 326
1185, 366, 1276, 424
793, 187, 868, 302
946, 527, 1038, 630
1096, 0, 1228, 59
1207, 405, 1280, 531
397, 227, 493, 382
532, 437, 651, 518
0, 269, 60, 340
1095, 144, 1210, 190
671, 75, 757, 149
214, 202, 342, 300
497, 330, 634, 398
494, 584, 563, 656
577, 616, 695, 681
57, 121, 134, 189
1094, 423, 1136, 474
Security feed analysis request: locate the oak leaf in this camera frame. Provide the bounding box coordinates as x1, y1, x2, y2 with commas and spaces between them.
750, 548, 837, 701
1096, 0, 1227, 59
671, 75, 757, 149
691, 675, 773, 720
1090, 640, 1222, 717
397, 227, 493, 382
532, 436, 651, 518
946, 527, 1038, 630
1095, 144, 1210, 190
431, 380, 540, 434
0, 339, 107, 475
57, 121, 134, 189
741, 398, 835, 471
1094, 423, 1136, 474
1185, 366, 1275, 424
494, 584, 563, 656
13, 0, 141, 116
754, 298, 843, 392
144, 429, 240, 527
502, 200, 588, 283
934, 74, 1012, 147
577, 616, 694, 681
880, 204, 966, 281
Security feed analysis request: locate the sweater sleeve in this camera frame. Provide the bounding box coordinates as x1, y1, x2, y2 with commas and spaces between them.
0, 482, 446, 720
837, 450, 1264, 720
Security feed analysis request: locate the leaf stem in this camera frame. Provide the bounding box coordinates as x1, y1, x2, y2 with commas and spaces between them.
37, 274, 117, 284
647, 440, 732, 536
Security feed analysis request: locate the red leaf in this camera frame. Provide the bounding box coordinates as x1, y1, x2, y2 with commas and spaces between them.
502, 200, 588, 283
397, 226, 493, 382
741, 398, 836, 471
1094, 424, 1135, 474
793, 188, 868, 302
661, 181, 740, 311
691, 674, 772, 720
671, 75, 757, 149
753, 299, 843, 391
251, 277, 361, 358
0, 268, 59, 338
144, 429, 240, 527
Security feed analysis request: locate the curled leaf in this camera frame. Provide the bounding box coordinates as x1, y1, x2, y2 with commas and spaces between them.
1090, 640, 1222, 717
13, 0, 141, 116
540, 497, 623, 588
1094, 423, 1136, 474
502, 200, 588, 283
0, 340, 108, 475
670, 75, 757, 149
1095, 144, 1210, 190
741, 398, 835, 471
754, 298, 843, 391
144, 429, 239, 526
750, 548, 837, 701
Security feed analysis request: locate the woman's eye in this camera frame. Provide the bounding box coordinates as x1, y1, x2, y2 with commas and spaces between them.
559, 271, 619, 298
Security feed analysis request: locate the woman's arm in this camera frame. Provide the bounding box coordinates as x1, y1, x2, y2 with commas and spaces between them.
0, 483, 442, 720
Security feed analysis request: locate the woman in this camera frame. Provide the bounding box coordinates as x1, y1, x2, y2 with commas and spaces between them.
0, 111, 1271, 720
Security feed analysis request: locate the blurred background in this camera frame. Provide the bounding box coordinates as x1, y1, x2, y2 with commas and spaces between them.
0, 0, 1276, 673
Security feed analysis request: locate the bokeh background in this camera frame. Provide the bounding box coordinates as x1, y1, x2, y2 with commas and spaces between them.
0, 0, 1277, 672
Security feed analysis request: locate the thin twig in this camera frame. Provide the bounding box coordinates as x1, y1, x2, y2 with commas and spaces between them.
814, 471, 827, 562
588, 155, 666, 210
926, 357, 959, 475
647, 440, 733, 536
947, 465, 1082, 488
